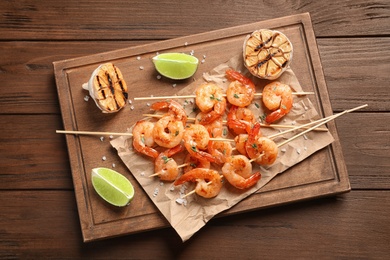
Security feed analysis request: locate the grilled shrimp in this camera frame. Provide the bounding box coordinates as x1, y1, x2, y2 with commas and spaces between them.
195, 111, 223, 138
234, 134, 249, 157
227, 105, 255, 135
183, 124, 215, 162
222, 155, 261, 189
153, 115, 184, 148
262, 81, 293, 123
225, 69, 256, 107
132, 120, 159, 159
154, 144, 184, 181
207, 140, 233, 165
246, 122, 278, 165
183, 153, 211, 173
151, 100, 187, 125
195, 83, 227, 124
174, 168, 223, 198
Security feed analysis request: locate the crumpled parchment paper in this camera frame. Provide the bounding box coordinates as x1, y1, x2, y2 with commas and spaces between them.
111, 54, 334, 242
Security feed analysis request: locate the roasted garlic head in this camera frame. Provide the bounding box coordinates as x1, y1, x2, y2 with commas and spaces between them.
243, 29, 293, 80
83, 63, 128, 113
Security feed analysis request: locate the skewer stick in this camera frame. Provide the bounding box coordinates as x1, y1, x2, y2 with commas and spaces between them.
276, 104, 368, 148
249, 153, 264, 163
134, 92, 314, 101
142, 114, 328, 132
56, 130, 133, 136
181, 181, 213, 199
267, 116, 332, 139
149, 163, 189, 177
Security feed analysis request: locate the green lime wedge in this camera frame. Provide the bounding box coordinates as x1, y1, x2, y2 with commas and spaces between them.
152, 53, 199, 80
91, 167, 134, 207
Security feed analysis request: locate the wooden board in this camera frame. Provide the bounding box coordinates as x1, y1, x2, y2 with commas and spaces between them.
53, 13, 350, 242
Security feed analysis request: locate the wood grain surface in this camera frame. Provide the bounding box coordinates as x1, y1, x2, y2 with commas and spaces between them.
0, 0, 389, 258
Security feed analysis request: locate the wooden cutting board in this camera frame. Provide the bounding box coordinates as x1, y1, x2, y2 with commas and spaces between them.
54, 13, 350, 242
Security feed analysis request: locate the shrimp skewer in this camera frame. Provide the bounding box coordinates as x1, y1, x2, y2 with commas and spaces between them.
183, 124, 216, 163
133, 92, 313, 100
195, 82, 227, 125
150, 100, 187, 125
227, 105, 255, 135
262, 81, 293, 124
225, 69, 256, 107
222, 155, 261, 189
174, 168, 223, 198
152, 144, 184, 181
132, 120, 159, 159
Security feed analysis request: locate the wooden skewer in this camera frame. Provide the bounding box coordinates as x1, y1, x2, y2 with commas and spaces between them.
134, 92, 314, 101
149, 163, 189, 177
56, 130, 133, 136
181, 180, 213, 199
142, 114, 328, 132
276, 104, 368, 148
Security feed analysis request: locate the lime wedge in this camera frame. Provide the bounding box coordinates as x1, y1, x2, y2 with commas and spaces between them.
91, 167, 134, 207
152, 53, 199, 80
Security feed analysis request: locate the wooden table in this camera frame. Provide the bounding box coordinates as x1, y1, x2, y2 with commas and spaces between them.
1, 1, 389, 258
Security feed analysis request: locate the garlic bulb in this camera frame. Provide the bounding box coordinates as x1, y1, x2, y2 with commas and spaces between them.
243, 29, 293, 80
82, 63, 128, 113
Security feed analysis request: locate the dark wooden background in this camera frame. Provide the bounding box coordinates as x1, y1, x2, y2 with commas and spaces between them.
1, 1, 389, 258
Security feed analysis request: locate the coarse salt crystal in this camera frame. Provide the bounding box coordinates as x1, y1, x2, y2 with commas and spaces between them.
100, 136, 104, 142
130, 105, 135, 110
157, 75, 162, 80
281, 148, 287, 153
136, 56, 141, 60
84, 95, 90, 102
112, 163, 116, 168
102, 156, 107, 161
296, 148, 301, 155
139, 66, 144, 70
146, 103, 150, 107
172, 84, 177, 88
153, 188, 159, 197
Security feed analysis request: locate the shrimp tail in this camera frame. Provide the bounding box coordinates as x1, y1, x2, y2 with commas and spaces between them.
166, 143, 184, 157
198, 111, 220, 125
193, 150, 216, 163
225, 69, 248, 84
223, 171, 261, 189
265, 109, 285, 124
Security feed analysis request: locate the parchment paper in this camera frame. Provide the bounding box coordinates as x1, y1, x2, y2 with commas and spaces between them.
111, 54, 334, 241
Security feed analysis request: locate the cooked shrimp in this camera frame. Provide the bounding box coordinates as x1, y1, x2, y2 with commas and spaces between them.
207, 140, 233, 165
195, 83, 227, 124
151, 100, 187, 125
183, 124, 215, 162
262, 81, 293, 123
183, 153, 211, 173
225, 69, 256, 107
222, 155, 261, 189
234, 134, 249, 157
227, 105, 255, 135
246, 122, 278, 165
195, 111, 223, 138
153, 115, 184, 148
132, 120, 159, 159
154, 144, 184, 181
174, 168, 223, 198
